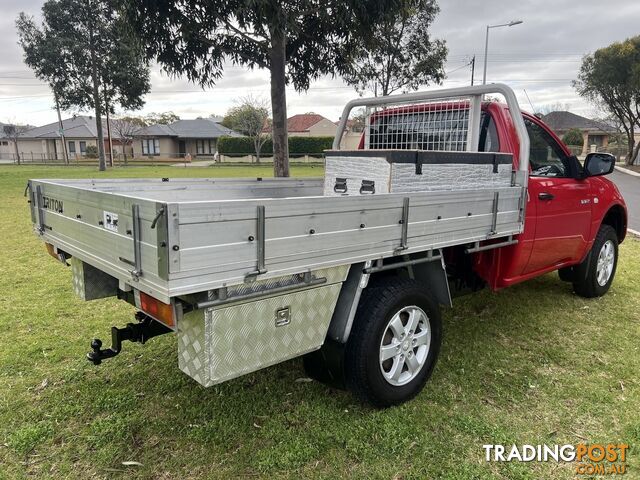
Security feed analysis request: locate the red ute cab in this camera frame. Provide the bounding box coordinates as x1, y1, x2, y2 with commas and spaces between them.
361, 101, 627, 296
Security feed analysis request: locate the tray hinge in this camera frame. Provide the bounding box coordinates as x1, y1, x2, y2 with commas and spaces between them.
119, 204, 143, 281
245, 205, 267, 280
34, 185, 45, 235
394, 197, 410, 254
489, 191, 499, 235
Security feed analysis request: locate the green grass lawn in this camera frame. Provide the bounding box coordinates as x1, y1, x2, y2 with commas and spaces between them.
0, 165, 638, 479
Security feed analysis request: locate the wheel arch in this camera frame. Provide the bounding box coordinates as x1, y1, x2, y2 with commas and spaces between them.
326, 252, 451, 344
601, 204, 627, 243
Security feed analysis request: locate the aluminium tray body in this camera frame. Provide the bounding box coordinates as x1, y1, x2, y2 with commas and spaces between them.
28, 168, 525, 303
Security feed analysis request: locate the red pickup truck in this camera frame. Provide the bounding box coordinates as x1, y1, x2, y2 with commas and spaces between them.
471, 102, 627, 296
30, 85, 628, 408
308, 96, 628, 405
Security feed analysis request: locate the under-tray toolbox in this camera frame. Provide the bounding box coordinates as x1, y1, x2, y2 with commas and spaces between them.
177, 266, 347, 386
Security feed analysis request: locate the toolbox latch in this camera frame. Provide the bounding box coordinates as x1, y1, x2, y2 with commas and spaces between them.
359, 180, 375, 195
333, 177, 348, 194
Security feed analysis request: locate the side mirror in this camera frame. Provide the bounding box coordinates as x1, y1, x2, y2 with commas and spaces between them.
584, 152, 616, 177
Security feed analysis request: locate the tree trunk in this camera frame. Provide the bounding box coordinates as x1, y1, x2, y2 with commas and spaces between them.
88, 25, 106, 171
254, 137, 261, 163
55, 94, 69, 165
13, 140, 20, 165
632, 139, 640, 166
269, 27, 289, 178
105, 93, 114, 167
626, 133, 635, 166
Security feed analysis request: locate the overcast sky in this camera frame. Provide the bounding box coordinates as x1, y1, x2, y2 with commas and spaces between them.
1, 0, 639, 127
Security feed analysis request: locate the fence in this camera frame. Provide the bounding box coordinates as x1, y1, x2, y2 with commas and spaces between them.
1, 151, 327, 166
564, 144, 630, 162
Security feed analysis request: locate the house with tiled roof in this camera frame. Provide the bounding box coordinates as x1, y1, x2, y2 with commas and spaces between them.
132, 117, 240, 158
541, 111, 617, 154
285, 113, 338, 137
6, 116, 131, 162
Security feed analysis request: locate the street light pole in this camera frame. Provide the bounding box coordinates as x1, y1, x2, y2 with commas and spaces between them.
482, 20, 523, 85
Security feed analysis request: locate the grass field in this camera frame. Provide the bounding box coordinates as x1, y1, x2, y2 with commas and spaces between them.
0, 165, 638, 479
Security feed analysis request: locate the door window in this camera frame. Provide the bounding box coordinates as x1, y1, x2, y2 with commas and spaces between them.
524, 118, 571, 177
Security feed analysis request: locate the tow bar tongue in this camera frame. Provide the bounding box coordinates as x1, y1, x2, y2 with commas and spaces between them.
86, 312, 172, 365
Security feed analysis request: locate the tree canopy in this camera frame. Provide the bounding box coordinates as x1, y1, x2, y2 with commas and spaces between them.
343, 0, 446, 97
119, 0, 404, 176
143, 112, 180, 126
17, 0, 150, 170
573, 36, 640, 165
223, 96, 271, 162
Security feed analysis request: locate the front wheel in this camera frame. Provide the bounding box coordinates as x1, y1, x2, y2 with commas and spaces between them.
345, 279, 442, 407
572, 224, 619, 298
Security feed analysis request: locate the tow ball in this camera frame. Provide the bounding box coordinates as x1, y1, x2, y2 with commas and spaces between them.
87, 312, 172, 365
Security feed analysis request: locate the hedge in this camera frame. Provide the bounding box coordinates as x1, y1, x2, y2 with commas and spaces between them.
217, 136, 334, 157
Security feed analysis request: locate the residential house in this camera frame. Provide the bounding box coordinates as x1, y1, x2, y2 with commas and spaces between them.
0, 122, 14, 159
541, 111, 617, 155
286, 113, 338, 137
0, 122, 36, 160
286, 113, 364, 149
132, 118, 240, 158
12, 116, 132, 162
336, 118, 364, 150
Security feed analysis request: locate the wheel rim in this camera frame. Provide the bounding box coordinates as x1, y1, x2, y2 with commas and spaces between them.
596, 240, 615, 287
379, 305, 431, 386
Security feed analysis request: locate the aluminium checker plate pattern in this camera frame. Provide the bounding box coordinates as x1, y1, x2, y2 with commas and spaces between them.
70, 257, 118, 301
178, 281, 343, 387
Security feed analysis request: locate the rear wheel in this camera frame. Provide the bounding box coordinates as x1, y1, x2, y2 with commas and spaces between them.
345, 279, 442, 407
572, 224, 618, 298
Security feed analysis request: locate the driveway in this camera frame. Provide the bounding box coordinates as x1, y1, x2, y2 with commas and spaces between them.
609, 169, 640, 233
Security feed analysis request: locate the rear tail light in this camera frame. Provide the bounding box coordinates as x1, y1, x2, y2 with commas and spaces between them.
139, 292, 175, 328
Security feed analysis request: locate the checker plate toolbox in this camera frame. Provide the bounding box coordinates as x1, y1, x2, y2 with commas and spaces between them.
27, 84, 530, 386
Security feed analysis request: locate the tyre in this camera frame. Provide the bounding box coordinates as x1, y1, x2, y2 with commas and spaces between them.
572, 224, 618, 298
345, 279, 442, 407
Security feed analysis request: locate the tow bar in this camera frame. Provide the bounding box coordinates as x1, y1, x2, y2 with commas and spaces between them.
87, 312, 172, 365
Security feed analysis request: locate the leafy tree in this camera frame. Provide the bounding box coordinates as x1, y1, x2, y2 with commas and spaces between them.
16, 0, 150, 171
223, 96, 271, 162
144, 112, 180, 125
111, 116, 143, 159
119, 0, 403, 177
573, 36, 640, 165
562, 128, 584, 147
2, 124, 30, 165
342, 0, 446, 97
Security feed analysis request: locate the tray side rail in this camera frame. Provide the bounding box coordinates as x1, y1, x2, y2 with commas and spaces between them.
166, 185, 523, 297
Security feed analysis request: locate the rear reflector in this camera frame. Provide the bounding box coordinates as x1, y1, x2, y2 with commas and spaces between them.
139, 292, 175, 328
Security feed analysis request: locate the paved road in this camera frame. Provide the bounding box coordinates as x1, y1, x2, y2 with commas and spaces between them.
609, 170, 640, 232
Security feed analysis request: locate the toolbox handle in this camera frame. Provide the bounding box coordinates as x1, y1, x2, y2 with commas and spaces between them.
359, 180, 375, 194
333, 178, 348, 194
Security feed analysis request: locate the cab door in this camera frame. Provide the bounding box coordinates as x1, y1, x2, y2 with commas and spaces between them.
522, 117, 592, 274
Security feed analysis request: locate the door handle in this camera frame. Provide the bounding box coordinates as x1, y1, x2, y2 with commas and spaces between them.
538, 192, 555, 201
